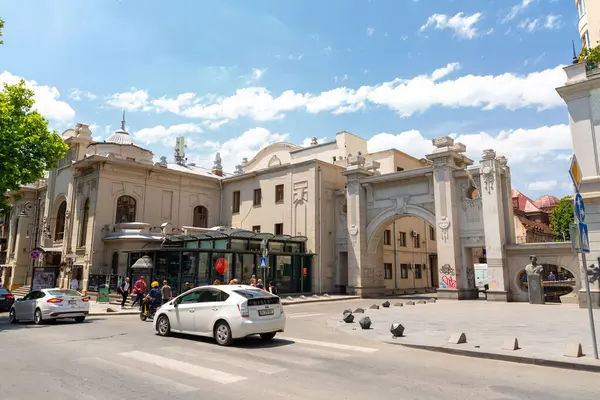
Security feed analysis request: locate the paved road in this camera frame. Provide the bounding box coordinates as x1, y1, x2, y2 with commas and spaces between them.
0, 301, 597, 400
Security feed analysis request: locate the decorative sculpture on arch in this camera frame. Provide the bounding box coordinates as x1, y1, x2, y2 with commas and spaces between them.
438, 216, 450, 242
268, 155, 282, 167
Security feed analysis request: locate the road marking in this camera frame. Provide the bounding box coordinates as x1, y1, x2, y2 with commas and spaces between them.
287, 313, 325, 318
78, 357, 199, 393
283, 337, 379, 353
161, 345, 287, 374
118, 350, 247, 384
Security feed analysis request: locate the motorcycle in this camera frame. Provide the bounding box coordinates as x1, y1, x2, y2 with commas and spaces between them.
140, 297, 159, 322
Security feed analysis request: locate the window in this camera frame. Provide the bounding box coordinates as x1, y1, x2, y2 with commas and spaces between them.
115, 195, 136, 223
413, 233, 421, 248
232, 191, 240, 213
400, 264, 409, 279
578, 0, 587, 17
429, 226, 436, 241
396, 167, 404, 172
384, 263, 393, 279
383, 230, 391, 245
79, 198, 90, 247
399, 232, 407, 247
126, 157, 135, 162
415, 264, 423, 279
253, 189, 262, 206
333, 156, 336, 162
275, 184, 284, 203
179, 290, 202, 304
275, 223, 283, 235
252, 225, 261, 233
198, 289, 229, 302
11, 217, 19, 253
55, 201, 67, 241
193, 206, 208, 228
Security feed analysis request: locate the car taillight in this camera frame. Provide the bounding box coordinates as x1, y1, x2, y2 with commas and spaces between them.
5, 295, 14, 299
238, 301, 249, 317
47, 298, 63, 303
81, 297, 89, 302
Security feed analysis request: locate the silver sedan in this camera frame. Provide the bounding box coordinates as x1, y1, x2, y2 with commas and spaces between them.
9, 288, 90, 324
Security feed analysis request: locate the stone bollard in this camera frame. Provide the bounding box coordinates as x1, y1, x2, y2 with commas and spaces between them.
299, 295, 307, 300
369, 304, 380, 310
343, 308, 353, 315
390, 323, 405, 338
502, 338, 520, 351
563, 343, 584, 358
342, 311, 354, 323
393, 302, 404, 307
353, 307, 365, 313
323, 293, 330, 298
106, 307, 117, 313
416, 300, 427, 304
405, 300, 415, 305
427, 298, 436, 303
359, 316, 372, 330
286, 296, 294, 301
312, 294, 319, 299
382, 301, 391, 308
448, 333, 467, 344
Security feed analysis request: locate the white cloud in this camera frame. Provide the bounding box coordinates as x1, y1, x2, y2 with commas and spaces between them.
240, 68, 266, 84
528, 180, 558, 191
323, 46, 332, 56
367, 27, 375, 36
502, 0, 535, 23
68, 88, 97, 101
519, 14, 561, 32
106, 88, 151, 111
288, 53, 304, 61
137, 63, 565, 127
420, 12, 484, 39
133, 123, 203, 147
367, 124, 572, 165
0, 71, 76, 124
198, 127, 289, 171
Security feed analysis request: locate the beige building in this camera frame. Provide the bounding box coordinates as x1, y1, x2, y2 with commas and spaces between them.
0, 120, 437, 295
577, 0, 600, 48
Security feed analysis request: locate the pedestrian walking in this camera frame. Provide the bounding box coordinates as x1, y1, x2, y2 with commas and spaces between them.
161, 280, 172, 304
70, 277, 79, 291
182, 282, 193, 292
256, 279, 264, 289
118, 277, 131, 309
131, 276, 147, 309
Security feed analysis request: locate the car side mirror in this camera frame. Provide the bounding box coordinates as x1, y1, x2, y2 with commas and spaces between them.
16, 298, 22, 302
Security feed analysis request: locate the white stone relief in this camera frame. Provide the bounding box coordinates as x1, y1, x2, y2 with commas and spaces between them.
293, 181, 309, 205
481, 164, 495, 193
348, 225, 358, 243
396, 195, 410, 215
438, 217, 450, 242
268, 155, 281, 167
432, 159, 449, 172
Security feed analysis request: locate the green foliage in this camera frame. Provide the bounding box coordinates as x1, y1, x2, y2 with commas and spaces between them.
0, 80, 68, 210
0, 17, 4, 45
549, 196, 575, 241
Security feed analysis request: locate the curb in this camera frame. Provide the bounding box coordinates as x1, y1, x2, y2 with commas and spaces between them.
387, 341, 600, 374
282, 296, 360, 306
89, 311, 139, 316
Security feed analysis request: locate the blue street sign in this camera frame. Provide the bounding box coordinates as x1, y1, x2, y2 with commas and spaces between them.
575, 193, 586, 223
259, 257, 268, 268
579, 222, 590, 253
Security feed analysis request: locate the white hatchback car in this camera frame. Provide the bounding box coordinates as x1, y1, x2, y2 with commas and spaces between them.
9, 288, 90, 325
154, 284, 286, 346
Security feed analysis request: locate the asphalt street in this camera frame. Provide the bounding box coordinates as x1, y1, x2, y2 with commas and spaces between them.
0, 299, 597, 400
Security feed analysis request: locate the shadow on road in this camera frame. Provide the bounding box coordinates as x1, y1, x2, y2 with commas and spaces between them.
168, 332, 295, 349
0, 314, 100, 332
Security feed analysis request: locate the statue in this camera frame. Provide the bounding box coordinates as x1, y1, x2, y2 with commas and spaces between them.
525, 255, 544, 276
213, 152, 223, 171
525, 255, 545, 305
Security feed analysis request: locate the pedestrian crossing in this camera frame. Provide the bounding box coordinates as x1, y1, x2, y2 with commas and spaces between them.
75, 336, 380, 393
286, 312, 325, 319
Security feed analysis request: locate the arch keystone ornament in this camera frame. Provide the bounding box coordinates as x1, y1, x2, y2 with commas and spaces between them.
437, 217, 450, 242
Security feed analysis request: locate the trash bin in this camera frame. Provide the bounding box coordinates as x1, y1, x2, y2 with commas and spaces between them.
98, 285, 110, 303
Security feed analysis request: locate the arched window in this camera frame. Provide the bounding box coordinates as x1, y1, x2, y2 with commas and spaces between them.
55, 201, 67, 241
115, 195, 136, 223
193, 206, 208, 228
111, 251, 119, 275
79, 198, 90, 247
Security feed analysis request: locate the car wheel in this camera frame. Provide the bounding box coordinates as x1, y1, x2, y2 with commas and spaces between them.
214, 321, 233, 346
74, 316, 85, 323
156, 315, 171, 337
8, 308, 17, 324
260, 332, 277, 341
33, 309, 43, 325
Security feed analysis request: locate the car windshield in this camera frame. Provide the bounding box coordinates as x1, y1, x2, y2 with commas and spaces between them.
233, 289, 273, 299
47, 290, 81, 297
0, 288, 9, 295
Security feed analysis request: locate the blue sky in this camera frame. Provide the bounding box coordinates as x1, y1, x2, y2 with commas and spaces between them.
0, 0, 579, 199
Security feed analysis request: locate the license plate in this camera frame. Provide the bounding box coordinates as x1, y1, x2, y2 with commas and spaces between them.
68, 300, 76, 305
258, 309, 274, 316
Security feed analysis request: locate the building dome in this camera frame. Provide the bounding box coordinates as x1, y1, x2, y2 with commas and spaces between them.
534, 194, 559, 210
105, 112, 134, 145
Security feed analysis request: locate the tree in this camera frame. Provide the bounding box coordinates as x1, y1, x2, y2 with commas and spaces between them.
0, 81, 68, 210
0, 17, 4, 45
549, 196, 575, 241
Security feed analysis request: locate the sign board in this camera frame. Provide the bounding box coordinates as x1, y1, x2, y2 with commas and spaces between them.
30, 250, 41, 260
579, 222, 591, 253
570, 223, 581, 253
259, 257, 268, 269
569, 154, 583, 192
215, 258, 228, 274
575, 193, 586, 222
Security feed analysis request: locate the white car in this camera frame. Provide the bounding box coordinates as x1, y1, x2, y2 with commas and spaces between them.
154, 284, 286, 346
9, 288, 90, 324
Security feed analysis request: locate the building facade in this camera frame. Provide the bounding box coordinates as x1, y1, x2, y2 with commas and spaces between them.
577, 0, 600, 49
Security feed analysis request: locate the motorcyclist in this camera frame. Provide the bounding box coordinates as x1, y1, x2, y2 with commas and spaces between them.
144, 281, 162, 314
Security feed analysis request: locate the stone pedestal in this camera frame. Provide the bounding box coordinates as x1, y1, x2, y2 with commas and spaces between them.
437, 288, 478, 300
527, 275, 545, 304
486, 291, 512, 302
578, 289, 600, 309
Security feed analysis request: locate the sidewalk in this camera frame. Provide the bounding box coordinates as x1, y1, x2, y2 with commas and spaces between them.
329, 299, 600, 373
88, 294, 360, 316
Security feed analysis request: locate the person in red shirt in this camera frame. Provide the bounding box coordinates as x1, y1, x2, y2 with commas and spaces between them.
131, 276, 147, 309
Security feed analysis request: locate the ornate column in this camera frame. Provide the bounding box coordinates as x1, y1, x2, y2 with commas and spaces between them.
480, 149, 512, 301
426, 137, 476, 299
342, 155, 383, 297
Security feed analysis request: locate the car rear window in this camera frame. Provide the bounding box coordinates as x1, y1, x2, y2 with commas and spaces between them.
47, 290, 81, 297
0, 288, 9, 295
233, 289, 273, 299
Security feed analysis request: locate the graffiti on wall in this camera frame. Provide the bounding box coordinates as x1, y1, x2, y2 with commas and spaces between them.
440, 264, 454, 275
440, 275, 457, 289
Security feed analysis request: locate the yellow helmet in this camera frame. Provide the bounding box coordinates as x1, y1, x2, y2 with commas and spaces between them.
151, 281, 159, 288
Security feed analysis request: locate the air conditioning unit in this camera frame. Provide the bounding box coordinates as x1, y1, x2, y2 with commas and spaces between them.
411, 230, 418, 237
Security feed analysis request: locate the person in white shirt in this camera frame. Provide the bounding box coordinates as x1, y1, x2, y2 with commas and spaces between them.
118, 277, 131, 309
71, 278, 79, 291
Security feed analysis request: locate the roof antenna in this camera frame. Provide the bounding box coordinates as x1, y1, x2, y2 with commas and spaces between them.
573, 40, 579, 65
121, 110, 126, 131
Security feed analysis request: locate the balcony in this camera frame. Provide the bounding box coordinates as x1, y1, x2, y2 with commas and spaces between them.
101, 222, 165, 243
